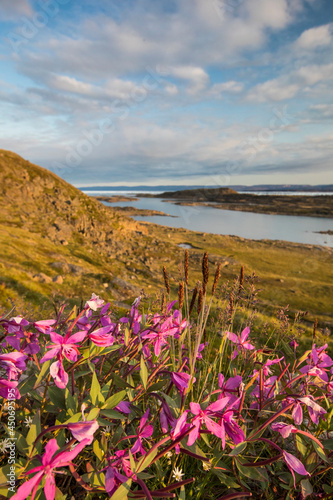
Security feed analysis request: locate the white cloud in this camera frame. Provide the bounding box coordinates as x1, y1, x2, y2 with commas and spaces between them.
295, 23, 333, 49
209, 81, 244, 97
165, 66, 210, 94
247, 78, 299, 102
0, 0, 32, 19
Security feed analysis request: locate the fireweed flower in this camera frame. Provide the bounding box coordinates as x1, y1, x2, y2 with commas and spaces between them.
217, 406, 245, 449
142, 318, 179, 357
11, 438, 89, 500
0, 352, 28, 380
187, 399, 230, 446
49, 360, 68, 389
284, 396, 326, 426
218, 374, 242, 405
131, 408, 153, 455
34, 320, 56, 335
226, 326, 255, 359
0, 379, 20, 399
282, 450, 310, 487
171, 371, 196, 395
85, 293, 105, 311
300, 344, 333, 382
89, 325, 115, 347
68, 420, 99, 444
271, 422, 298, 438
41, 330, 87, 364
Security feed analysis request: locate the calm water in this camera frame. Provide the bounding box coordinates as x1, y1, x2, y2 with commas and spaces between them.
92, 195, 333, 248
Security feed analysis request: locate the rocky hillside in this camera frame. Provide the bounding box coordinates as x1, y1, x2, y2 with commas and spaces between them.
0, 149, 142, 253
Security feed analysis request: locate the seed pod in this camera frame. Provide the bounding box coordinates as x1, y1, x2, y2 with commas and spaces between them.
163, 266, 170, 295
184, 250, 189, 285
178, 281, 184, 309
202, 252, 209, 295
212, 262, 221, 296
189, 286, 198, 315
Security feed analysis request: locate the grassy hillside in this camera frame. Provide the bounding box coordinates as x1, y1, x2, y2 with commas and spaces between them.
0, 149, 332, 336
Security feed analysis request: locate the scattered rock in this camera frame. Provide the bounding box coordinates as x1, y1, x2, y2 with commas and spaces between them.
60, 239, 68, 246
33, 273, 52, 284
52, 275, 63, 284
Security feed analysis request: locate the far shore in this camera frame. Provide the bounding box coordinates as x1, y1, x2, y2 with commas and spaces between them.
138, 188, 333, 218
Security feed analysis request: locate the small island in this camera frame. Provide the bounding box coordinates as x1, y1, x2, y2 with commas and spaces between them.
138, 187, 333, 218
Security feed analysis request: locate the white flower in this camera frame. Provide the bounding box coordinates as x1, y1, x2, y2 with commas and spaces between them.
165, 451, 173, 459
172, 466, 184, 482
24, 416, 33, 428
203, 461, 211, 471
0, 439, 11, 453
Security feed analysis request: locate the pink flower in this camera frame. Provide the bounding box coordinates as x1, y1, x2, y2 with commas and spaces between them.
171, 371, 196, 394
187, 399, 229, 446
89, 325, 115, 347
85, 293, 104, 311
271, 422, 298, 438
0, 379, 20, 399
11, 438, 89, 500
218, 373, 242, 405
142, 319, 179, 356
49, 360, 68, 389
115, 401, 131, 414
41, 330, 86, 363
300, 344, 333, 382
282, 451, 310, 487
34, 320, 56, 334
131, 409, 153, 455
68, 420, 99, 444
226, 326, 255, 359
0, 352, 28, 380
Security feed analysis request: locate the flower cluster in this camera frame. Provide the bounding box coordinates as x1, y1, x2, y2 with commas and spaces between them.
0, 288, 332, 499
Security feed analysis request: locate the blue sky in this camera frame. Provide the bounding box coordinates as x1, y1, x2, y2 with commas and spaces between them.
0, 0, 333, 186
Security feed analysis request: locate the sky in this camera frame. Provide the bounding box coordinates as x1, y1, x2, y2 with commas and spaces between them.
0, 0, 333, 187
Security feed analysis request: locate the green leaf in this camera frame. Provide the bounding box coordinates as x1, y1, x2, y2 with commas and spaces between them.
19, 373, 37, 396
26, 410, 41, 454
54, 487, 68, 500
301, 479, 313, 498
82, 471, 105, 488
296, 434, 307, 457
109, 373, 134, 389
90, 371, 103, 406
137, 448, 158, 473
148, 381, 166, 393
93, 440, 104, 461
128, 450, 136, 473
229, 441, 247, 456
48, 386, 66, 410
65, 388, 77, 413
87, 407, 100, 421
101, 410, 126, 420
33, 360, 51, 389
109, 478, 132, 500
323, 438, 333, 450
140, 356, 148, 389
179, 485, 186, 500
102, 390, 127, 410
212, 468, 240, 488
236, 460, 268, 484
313, 440, 328, 463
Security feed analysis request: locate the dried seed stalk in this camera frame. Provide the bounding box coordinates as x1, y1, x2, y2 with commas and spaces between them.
163, 266, 170, 295
212, 262, 221, 296
313, 318, 318, 339
189, 286, 198, 316
202, 252, 209, 295
161, 293, 166, 311
197, 288, 204, 315
178, 281, 184, 309
229, 291, 234, 317
238, 265, 244, 295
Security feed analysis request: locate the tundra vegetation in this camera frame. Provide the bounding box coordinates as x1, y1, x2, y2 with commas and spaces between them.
0, 254, 332, 499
